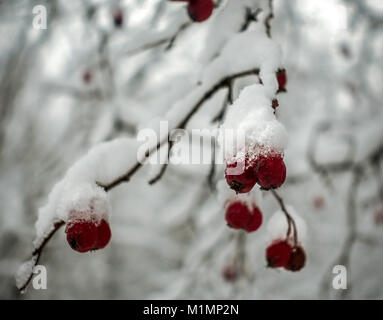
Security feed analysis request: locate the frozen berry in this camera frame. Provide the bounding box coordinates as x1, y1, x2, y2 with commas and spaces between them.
254, 154, 286, 190
113, 8, 124, 27
272, 99, 279, 109
82, 69, 92, 84
266, 240, 292, 268
276, 69, 287, 92
94, 219, 112, 250
284, 246, 306, 272
187, 0, 214, 22
225, 159, 257, 194
225, 201, 263, 233
65, 220, 98, 253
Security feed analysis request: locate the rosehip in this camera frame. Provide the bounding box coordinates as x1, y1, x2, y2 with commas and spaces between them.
254, 154, 286, 190
65, 220, 98, 253
225, 201, 263, 233
272, 99, 279, 109
187, 0, 214, 22
94, 219, 112, 250
113, 8, 123, 27
266, 240, 292, 268
284, 246, 306, 272
276, 69, 287, 92
225, 159, 257, 194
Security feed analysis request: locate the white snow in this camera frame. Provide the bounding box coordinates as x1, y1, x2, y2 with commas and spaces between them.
219, 84, 288, 163
202, 27, 282, 97
15, 256, 37, 291
34, 137, 139, 241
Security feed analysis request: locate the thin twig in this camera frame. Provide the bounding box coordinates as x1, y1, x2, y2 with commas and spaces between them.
270, 189, 298, 246
100, 69, 260, 190
17, 220, 65, 292
264, 0, 274, 38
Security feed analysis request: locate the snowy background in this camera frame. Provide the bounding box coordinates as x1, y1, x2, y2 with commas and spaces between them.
1, 0, 383, 299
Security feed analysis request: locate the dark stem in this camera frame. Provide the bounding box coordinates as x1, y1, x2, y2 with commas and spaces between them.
17, 220, 65, 292
270, 189, 298, 246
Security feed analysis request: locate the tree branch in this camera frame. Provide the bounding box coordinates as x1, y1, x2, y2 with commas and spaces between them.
16, 220, 65, 293
99, 69, 260, 190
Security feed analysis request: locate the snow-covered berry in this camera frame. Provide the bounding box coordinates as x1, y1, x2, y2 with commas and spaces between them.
276, 69, 287, 92
266, 240, 292, 268
284, 246, 306, 272
225, 159, 257, 194
65, 217, 112, 252
65, 220, 98, 253
225, 201, 263, 233
254, 154, 286, 190
187, 0, 214, 22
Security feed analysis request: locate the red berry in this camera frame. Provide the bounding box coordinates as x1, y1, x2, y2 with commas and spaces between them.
266, 240, 292, 268
284, 246, 306, 272
272, 99, 279, 109
245, 207, 263, 232
94, 219, 112, 250
225, 201, 263, 233
225, 159, 257, 194
113, 8, 123, 27
276, 69, 287, 92
187, 0, 214, 22
65, 220, 98, 253
254, 154, 286, 190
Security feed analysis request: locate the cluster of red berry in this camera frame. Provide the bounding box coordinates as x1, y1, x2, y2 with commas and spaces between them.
225, 153, 287, 193
65, 216, 112, 253
170, 0, 214, 22
266, 240, 306, 271
224, 200, 306, 272
225, 201, 262, 233
224, 70, 288, 194
222, 68, 305, 273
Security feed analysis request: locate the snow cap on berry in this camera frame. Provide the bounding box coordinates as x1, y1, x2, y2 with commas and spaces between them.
219, 84, 288, 165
